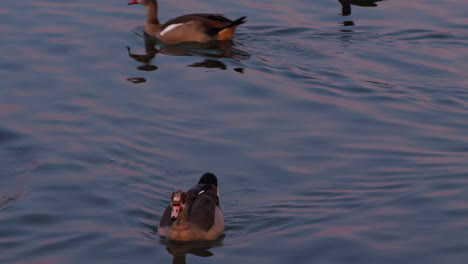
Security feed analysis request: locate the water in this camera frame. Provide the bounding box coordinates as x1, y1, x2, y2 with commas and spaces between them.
1, 0, 468, 263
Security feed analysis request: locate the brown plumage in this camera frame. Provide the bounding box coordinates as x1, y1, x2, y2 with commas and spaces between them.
128, 0, 246, 45
158, 173, 224, 241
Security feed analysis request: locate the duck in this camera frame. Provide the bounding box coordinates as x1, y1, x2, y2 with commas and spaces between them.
128, 0, 246, 45
158, 172, 225, 241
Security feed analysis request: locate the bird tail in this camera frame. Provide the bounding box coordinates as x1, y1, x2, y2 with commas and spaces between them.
210, 16, 247, 40
229, 16, 247, 27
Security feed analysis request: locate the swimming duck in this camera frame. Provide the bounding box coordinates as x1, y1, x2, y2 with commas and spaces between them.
158, 172, 224, 241
128, 0, 246, 45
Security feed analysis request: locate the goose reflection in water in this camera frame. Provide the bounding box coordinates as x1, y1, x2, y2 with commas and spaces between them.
126, 31, 249, 80
160, 236, 224, 264
338, 0, 386, 16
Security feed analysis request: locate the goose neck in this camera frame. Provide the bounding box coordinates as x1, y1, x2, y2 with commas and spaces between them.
146, 1, 159, 24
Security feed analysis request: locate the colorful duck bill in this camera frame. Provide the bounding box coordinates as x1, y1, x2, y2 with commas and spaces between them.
128, 0, 246, 45
158, 172, 224, 241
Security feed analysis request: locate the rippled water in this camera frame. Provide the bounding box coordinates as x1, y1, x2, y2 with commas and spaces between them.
1, 0, 468, 263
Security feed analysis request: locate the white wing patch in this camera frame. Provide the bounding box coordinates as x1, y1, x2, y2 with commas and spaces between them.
160, 23, 184, 36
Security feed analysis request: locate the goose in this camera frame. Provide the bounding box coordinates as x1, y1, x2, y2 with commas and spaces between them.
128, 0, 246, 45
158, 172, 224, 241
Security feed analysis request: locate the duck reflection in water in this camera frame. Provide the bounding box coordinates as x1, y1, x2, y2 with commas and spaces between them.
126, 31, 249, 75
338, 0, 386, 16
161, 237, 224, 264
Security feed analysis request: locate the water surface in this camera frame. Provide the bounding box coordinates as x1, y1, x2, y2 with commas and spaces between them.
1, 0, 468, 263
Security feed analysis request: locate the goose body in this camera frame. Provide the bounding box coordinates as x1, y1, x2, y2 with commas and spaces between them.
158, 173, 224, 241
128, 0, 246, 45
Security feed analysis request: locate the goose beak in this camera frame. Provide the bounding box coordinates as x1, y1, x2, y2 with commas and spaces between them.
171, 205, 182, 221
128, 0, 138, 5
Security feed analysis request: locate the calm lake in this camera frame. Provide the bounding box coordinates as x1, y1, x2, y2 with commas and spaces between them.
1, 0, 468, 263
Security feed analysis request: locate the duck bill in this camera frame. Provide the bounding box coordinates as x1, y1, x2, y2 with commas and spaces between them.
171, 205, 182, 221
128, 0, 138, 5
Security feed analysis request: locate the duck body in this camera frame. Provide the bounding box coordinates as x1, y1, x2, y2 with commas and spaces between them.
158, 173, 224, 241
129, 0, 246, 45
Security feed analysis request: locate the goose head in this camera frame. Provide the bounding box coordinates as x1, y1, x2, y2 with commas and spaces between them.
170, 190, 187, 221
128, 0, 154, 6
